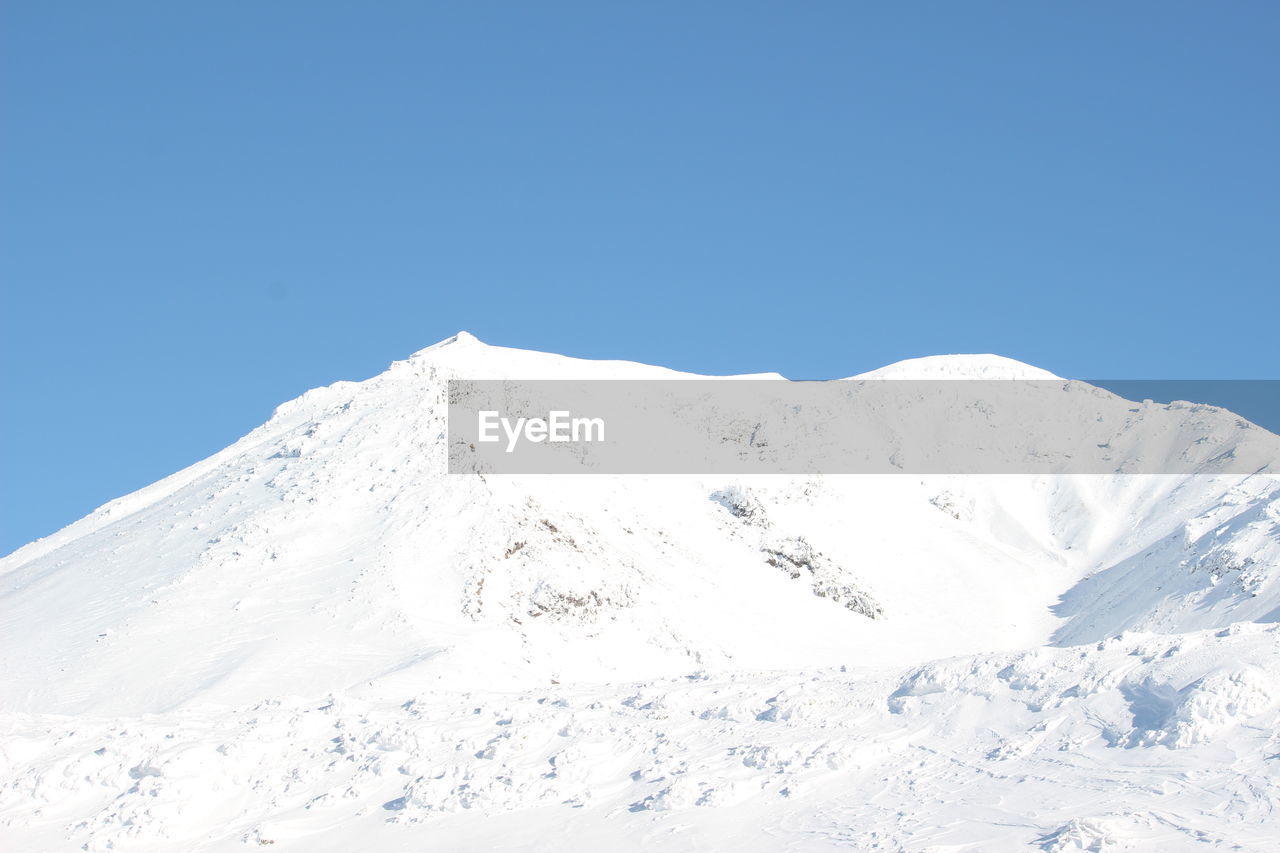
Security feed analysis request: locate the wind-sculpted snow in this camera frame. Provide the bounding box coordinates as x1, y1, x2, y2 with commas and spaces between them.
2, 333, 1279, 850
3, 626, 1278, 851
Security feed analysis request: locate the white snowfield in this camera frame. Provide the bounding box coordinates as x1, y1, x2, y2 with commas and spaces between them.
2, 333, 1279, 852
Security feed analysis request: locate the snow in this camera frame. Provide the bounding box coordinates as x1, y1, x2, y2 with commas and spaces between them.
852, 353, 1061, 380
2, 333, 1278, 851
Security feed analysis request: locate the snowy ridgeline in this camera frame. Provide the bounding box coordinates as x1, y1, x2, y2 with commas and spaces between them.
2, 332, 1279, 851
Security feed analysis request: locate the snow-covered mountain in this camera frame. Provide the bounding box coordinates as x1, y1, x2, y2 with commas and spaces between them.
3, 334, 1279, 852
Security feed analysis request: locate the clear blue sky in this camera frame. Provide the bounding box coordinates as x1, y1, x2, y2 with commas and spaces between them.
2, 2, 1278, 554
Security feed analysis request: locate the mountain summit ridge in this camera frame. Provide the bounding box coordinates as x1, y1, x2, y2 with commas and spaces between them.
852, 352, 1060, 380
408, 331, 1058, 381
2, 337, 1276, 718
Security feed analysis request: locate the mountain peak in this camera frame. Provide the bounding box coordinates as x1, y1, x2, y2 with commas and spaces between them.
421, 330, 483, 351
853, 354, 1059, 380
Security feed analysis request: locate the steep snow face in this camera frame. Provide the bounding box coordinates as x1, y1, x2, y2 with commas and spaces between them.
1053, 481, 1280, 643
1, 334, 1277, 717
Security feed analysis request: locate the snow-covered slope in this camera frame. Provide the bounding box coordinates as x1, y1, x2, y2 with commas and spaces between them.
3, 334, 1278, 851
